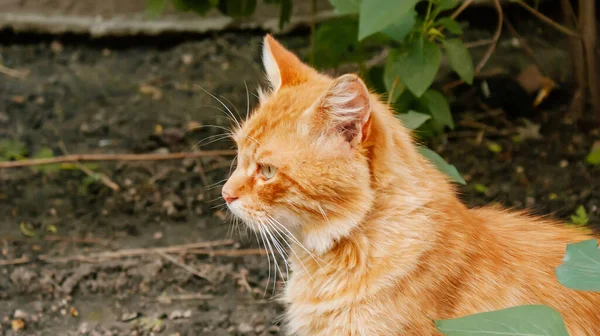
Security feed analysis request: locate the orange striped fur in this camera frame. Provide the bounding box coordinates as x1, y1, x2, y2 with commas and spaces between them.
221, 35, 600, 335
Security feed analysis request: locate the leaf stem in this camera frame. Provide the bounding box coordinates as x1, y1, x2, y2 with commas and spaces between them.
423, 0, 435, 34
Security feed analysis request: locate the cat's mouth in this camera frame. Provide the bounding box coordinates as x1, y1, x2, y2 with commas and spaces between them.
226, 200, 264, 231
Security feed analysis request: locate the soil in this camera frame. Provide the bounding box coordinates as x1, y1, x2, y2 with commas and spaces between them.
0, 27, 599, 336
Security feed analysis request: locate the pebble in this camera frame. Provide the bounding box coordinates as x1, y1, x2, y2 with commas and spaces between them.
238, 322, 254, 333
168, 310, 192, 320
13, 309, 28, 319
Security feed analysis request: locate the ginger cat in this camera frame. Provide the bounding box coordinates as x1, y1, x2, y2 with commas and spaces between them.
221, 35, 600, 335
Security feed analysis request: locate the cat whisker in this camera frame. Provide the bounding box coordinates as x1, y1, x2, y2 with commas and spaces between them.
229, 155, 238, 175
265, 217, 312, 280
194, 85, 242, 131
196, 106, 239, 130
244, 81, 251, 120
257, 219, 283, 296
204, 178, 228, 190
255, 220, 274, 297
210, 203, 228, 210
263, 221, 290, 284
264, 219, 295, 282
194, 134, 233, 149
267, 214, 323, 267
219, 95, 244, 124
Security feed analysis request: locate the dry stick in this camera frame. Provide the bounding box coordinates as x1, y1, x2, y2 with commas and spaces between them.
37, 239, 235, 263
155, 293, 214, 302
561, 0, 586, 119
443, 0, 502, 92
0, 64, 29, 79
450, 0, 474, 20
44, 235, 110, 246
57, 135, 121, 191
157, 251, 212, 282
579, 0, 600, 118
465, 39, 495, 48
514, 0, 579, 38
186, 248, 267, 256
0, 256, 30, 266
475, 0, 503, 74
79, 163, 120, 191
0, 150, 237, 169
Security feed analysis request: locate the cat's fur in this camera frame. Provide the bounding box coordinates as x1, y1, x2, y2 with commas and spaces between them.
222, 35, 600, 335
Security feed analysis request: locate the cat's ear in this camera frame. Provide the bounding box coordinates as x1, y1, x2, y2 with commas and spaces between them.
262, 34, 315, 93
317, 74, 371, 147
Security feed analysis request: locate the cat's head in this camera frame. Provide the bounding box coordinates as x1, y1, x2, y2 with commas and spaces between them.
221, 35, 376, 254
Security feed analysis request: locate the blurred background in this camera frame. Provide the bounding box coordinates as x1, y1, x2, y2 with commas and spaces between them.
0, 0, 598, 335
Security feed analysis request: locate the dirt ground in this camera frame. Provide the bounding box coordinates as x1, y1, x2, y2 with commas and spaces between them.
0, 26, 599, 336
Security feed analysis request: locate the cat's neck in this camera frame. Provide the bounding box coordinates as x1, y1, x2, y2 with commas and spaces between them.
297, 98, 465, 257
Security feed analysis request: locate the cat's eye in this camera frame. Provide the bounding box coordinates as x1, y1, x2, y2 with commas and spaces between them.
260, 164, 277, 180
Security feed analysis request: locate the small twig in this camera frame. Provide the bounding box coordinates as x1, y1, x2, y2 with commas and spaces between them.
186, 248, 267, 257
514, 0, 580, 38
0, 256, 30, 266
44, 235, 110, 246
155, 293, 214, 302
465, 39, 496, 48
365, 48, 389, 68
78, 162, 120, 191
387, 77, 400, 106
450, 0, 474, 20
475, 0, 503, 74
38, 239, 235, 263
0, 150, 237, 169
0, 64, 29, 79
157, 251, 212, 282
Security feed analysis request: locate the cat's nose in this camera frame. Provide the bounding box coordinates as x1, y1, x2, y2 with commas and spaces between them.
222, 189, 238, 204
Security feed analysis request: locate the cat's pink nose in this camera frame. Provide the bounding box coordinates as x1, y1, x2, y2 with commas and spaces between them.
222, 189, 238, 204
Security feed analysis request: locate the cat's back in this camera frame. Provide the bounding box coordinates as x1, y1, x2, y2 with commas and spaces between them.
455, 206, 600, 334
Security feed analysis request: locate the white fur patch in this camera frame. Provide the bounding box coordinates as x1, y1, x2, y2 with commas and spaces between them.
262, 39, 282, 93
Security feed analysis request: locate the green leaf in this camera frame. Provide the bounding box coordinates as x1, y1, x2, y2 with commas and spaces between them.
313, 17, 364, 69
391, 90, 417, 114
435, 304, 569, 336
0, 139, 27, 161
473, 183, 488, 194
329, 0, 360, 15
358, 0, 419, 40
364, 65, 387, 95
20, 222, 37, 237
279, 0, 293, 29
145, 0, 167, 17
420, 89, 454, 129
586, 148, 600, 165
32, 148, 61, 173
384, 49, 406, 102
555, 239, 600, 291
418, 146, 466, 185
432, 0, 461, 18
570, 205, 589, 226
381, 10, 416, 43
487, 141, 502, 153
217, 0, 257, 18
435, 17, 463, 35
396, 110, 431, 130
443, 38, 474, 84
395, 37, 442, 97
